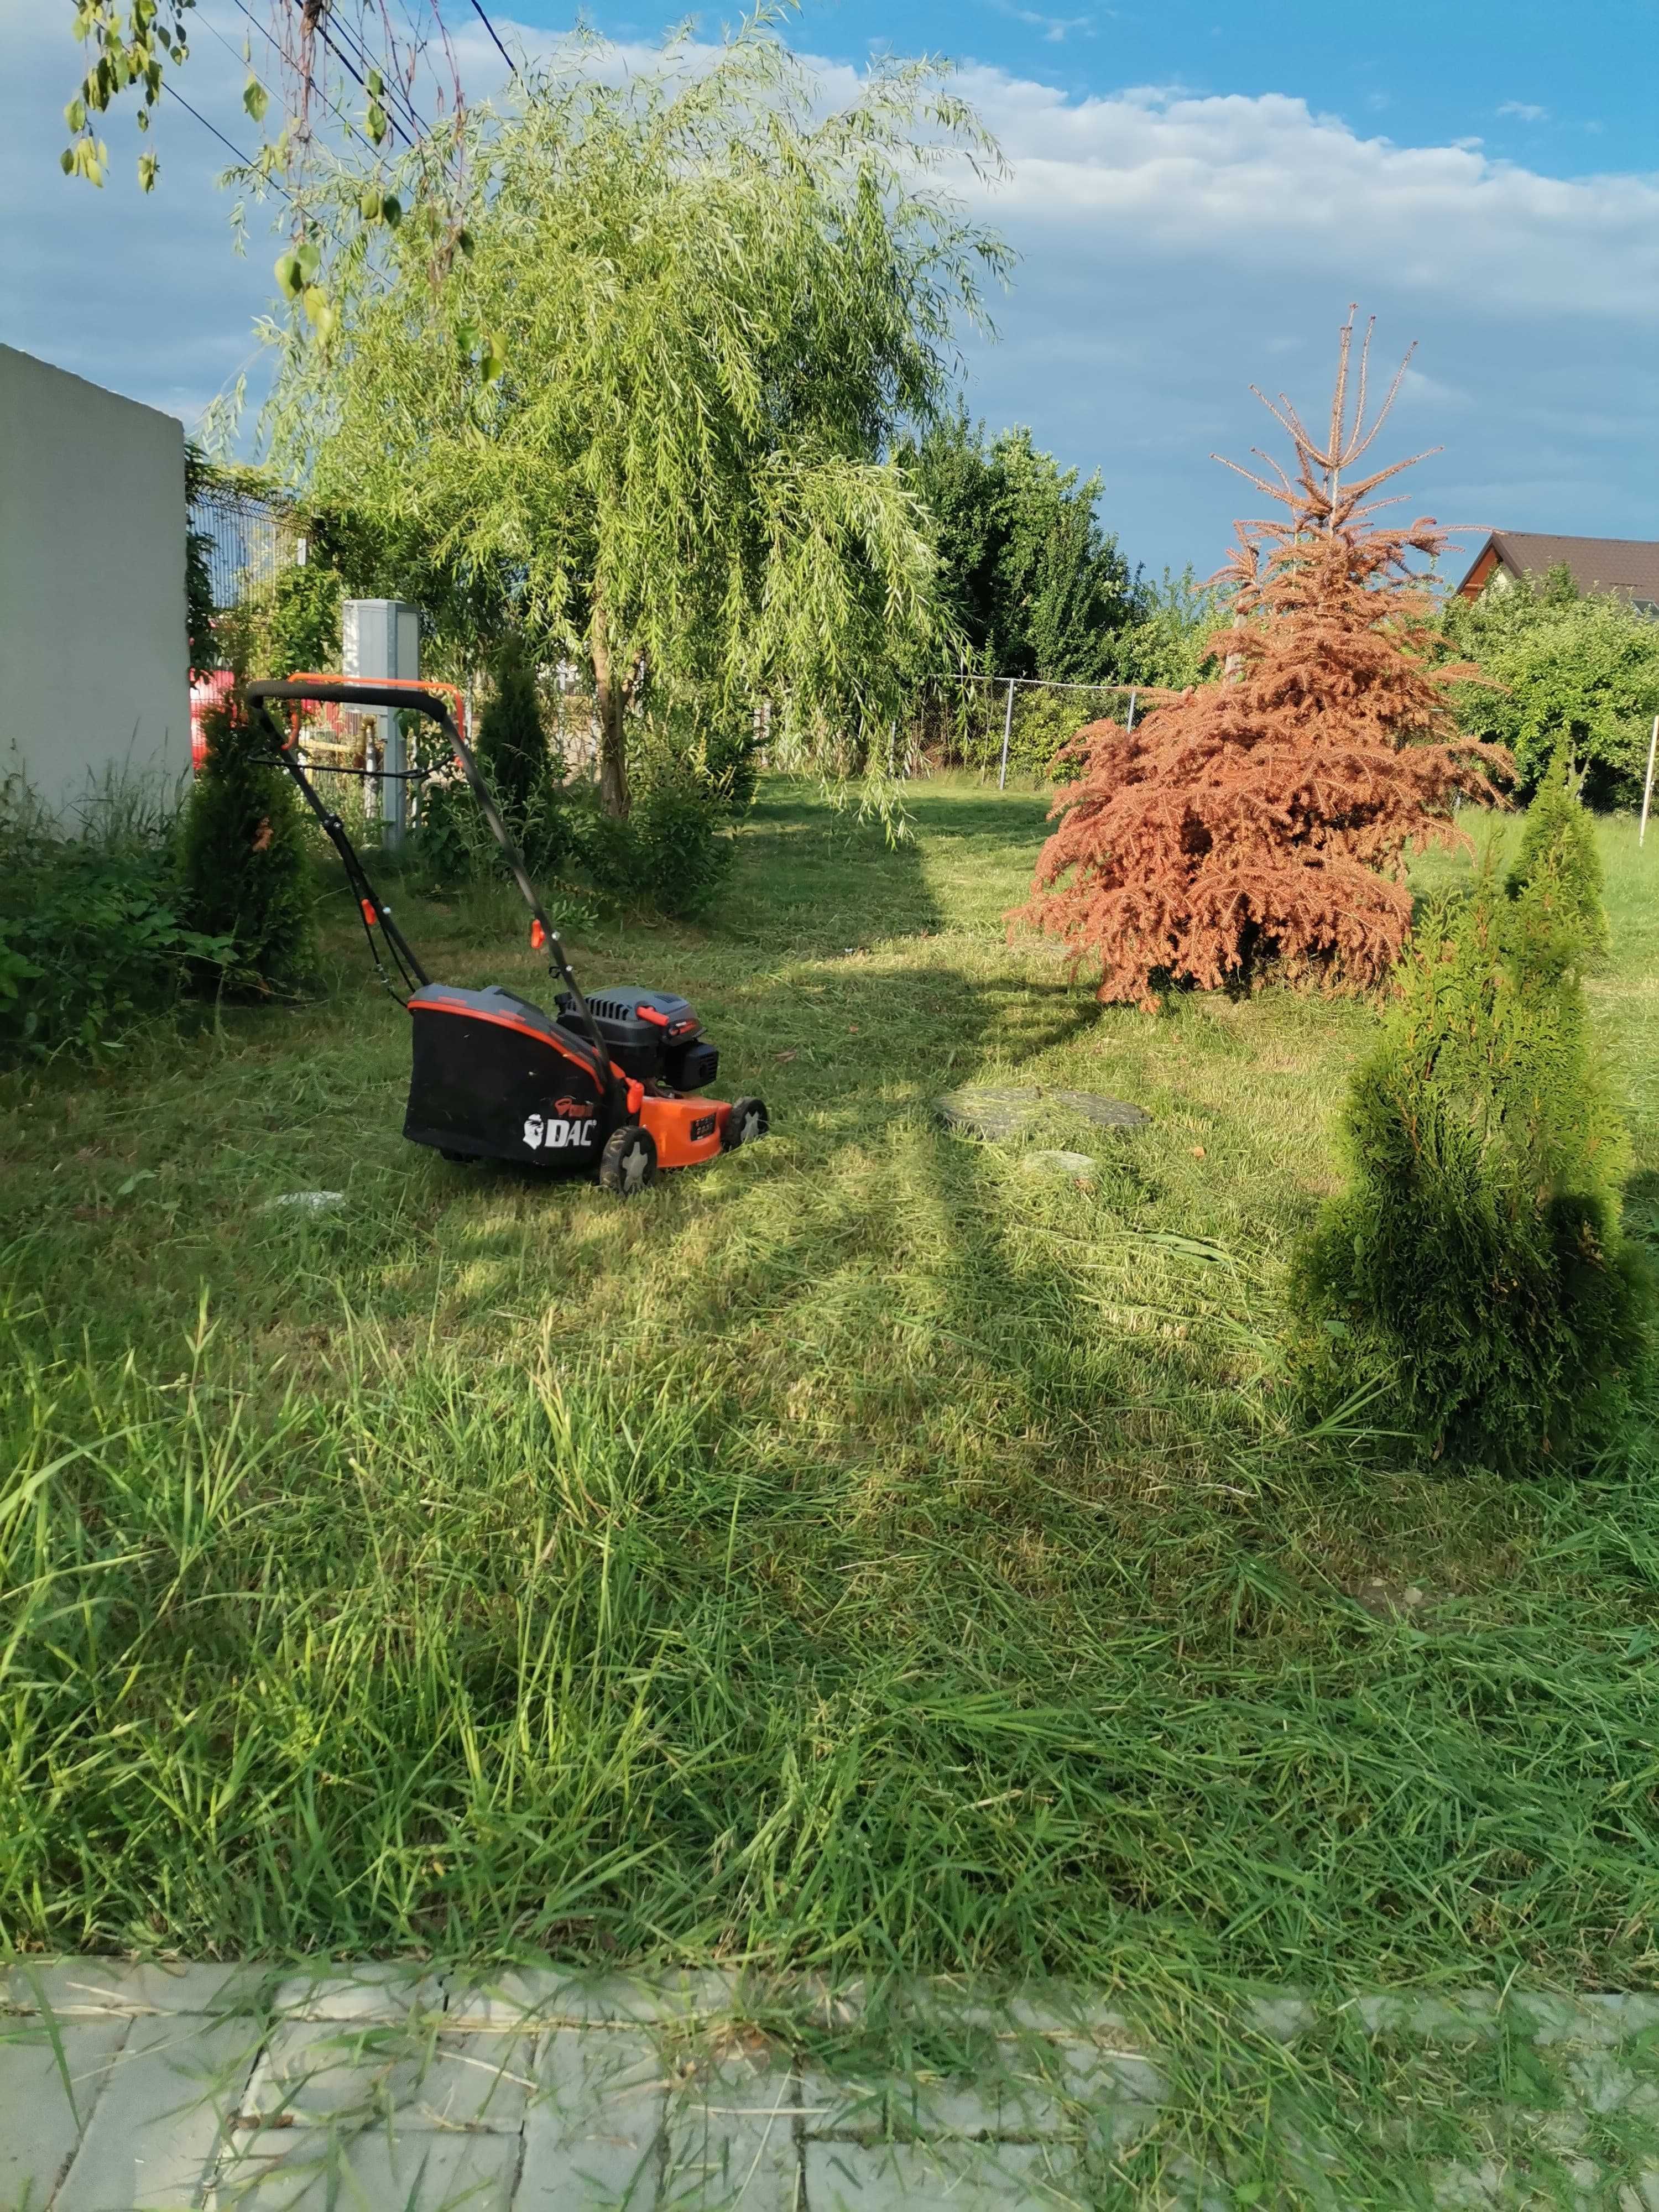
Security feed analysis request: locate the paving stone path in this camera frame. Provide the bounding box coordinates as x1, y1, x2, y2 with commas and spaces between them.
6, 1961, 1659, 2211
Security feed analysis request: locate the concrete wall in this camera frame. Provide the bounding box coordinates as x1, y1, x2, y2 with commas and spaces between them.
0, 346, 190, 822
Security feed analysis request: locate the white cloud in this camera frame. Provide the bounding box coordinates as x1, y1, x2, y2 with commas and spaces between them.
987, 0, 1095, 43
3, 6, 1656, 575
1497, 101, 1548, 123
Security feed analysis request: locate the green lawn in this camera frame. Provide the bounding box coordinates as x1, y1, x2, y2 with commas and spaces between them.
3, 778, 1657, 2020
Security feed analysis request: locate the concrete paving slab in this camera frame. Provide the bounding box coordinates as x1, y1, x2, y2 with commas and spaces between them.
515, 2028, 665, 2211
794, 2072, 888, 2141
1, 1963, 244, 2021
269, 1969, 444, 2025
442, 1973, 732, 2034
802, 2140, 1083, 2210
209, 2128, 520, 2212
662, 2046, 798, 2210
0, 2015, 130, 2208
55, 2013, 266, 2212
240, 2023, 536, 2136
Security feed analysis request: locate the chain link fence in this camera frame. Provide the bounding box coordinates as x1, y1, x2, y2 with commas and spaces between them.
906, 673, 1182, 784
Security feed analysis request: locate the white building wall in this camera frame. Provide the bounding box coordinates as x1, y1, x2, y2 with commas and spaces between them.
0, 346, 190, 822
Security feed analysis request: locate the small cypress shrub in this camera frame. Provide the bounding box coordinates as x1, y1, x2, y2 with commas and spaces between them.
1290, 859, 1648, 1471
476, 639, 551, 827
179, 702, 316, 997
1505, 747, 1610, 963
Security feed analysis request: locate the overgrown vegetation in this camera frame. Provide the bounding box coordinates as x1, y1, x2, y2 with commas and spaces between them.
0, 775, 231, 1060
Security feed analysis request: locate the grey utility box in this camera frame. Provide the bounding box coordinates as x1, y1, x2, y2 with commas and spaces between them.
342, 598, 420, 847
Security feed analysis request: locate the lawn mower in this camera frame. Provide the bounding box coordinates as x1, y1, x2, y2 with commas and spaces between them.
246, 677, 768, 1197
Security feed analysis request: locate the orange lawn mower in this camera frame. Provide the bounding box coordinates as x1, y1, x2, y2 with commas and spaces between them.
246, 677, 769, 1197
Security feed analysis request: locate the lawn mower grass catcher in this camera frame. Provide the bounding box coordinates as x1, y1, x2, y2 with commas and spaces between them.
247, 677, 769, 1198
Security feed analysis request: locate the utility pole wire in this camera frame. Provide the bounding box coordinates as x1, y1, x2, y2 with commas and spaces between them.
468, 0, 519, 80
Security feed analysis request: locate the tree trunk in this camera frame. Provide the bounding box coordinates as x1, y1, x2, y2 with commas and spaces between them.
591, 599, 629, 818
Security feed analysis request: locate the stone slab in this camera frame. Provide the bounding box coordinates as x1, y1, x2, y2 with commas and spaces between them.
935, 1088, 1042, 1141
442, 1972, 733, 2033
2, 1962, 246, 2021
56, 2013, 266, 2212
515, 2027, 666, 2212
662, 2047, 799, 2209
209, 2128, 520, 2212
240, 2022, 536, 2136
0, 2015, 131, 2208
269, 1968, 445, 2025
1047, 1091, 1151, 1131
802, 2140, 1082, 2210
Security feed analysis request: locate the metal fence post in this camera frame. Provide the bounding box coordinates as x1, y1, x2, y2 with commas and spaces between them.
1126, 687, 1138, 734
998, 679, 1016, 789
1642, 714, 1658, 849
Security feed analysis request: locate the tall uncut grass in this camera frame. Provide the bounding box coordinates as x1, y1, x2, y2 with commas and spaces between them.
1, 786, 1657, 2007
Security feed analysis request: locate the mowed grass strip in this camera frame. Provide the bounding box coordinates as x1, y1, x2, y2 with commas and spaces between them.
1, 780, 1656, 1999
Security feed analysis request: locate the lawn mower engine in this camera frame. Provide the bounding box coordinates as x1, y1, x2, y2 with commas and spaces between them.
558, 985, 720, 1094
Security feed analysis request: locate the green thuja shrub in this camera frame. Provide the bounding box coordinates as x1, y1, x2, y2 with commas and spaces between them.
476, 640, 552, 825
1290, 856, 1649, 1472
179, 703, 316, 997
1505, 747, 1610, 963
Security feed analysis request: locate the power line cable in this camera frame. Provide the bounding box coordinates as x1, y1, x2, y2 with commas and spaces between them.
159, 76, 353, 252
317, 6, 429, 143
200, 1, 383, 159
467, 0, 518, 80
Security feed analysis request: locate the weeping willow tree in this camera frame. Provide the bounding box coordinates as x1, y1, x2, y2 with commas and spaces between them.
261, 17, 1008, 815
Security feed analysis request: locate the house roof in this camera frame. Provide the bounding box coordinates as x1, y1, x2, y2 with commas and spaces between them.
1457, 530, 1659, 606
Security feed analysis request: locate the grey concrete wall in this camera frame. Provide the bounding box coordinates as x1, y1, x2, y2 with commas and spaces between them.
0, 346, 190, 823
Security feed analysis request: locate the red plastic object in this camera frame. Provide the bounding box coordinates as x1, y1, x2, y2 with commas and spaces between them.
361, 899, 378, 927
635, 1003, 669, 1027
530, 919, 546, 949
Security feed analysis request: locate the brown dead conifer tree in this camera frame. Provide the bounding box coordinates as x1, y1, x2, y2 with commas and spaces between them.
1014, 311, 1511, 1009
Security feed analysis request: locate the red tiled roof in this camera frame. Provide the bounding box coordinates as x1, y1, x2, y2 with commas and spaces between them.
1457, 531, 1659, 604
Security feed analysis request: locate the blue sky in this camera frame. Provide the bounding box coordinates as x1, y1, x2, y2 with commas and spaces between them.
3, 0, 1656, 584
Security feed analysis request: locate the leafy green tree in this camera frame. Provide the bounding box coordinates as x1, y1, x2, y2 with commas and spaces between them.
1110, 569, 1227, 691
900, 414, 1137, 681
264, 24, 1006, 818
1443, 566, 1659, 805
269, 560, 343, 681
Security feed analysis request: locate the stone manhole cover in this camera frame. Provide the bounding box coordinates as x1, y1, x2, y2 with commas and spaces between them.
936, 1086, 1042, 1140
1048, 1089, 1152, 1130
936, 1086, 1150, 1140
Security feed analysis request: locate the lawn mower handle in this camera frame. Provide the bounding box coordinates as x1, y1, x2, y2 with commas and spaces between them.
245, 678, 619, 1110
